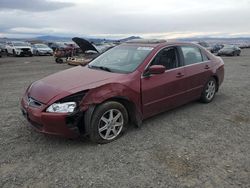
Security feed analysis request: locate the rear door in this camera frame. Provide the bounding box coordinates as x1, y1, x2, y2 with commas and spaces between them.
180, 45, 213, 101
141, 46, 187, 118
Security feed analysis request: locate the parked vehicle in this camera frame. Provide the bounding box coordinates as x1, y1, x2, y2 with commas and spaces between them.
217, 45, 241, 56
211, 44, 224, 53
197, 41, 213, 52
21, 39, 224, 143
6, 41, 33, 56
48, 42, 68, 52
55, 37, 115, 65
0, 43, 5, 57
48, 42, 76, 63
32, 43, 53, 56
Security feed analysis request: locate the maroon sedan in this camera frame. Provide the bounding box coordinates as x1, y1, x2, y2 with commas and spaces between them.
21, 39, 224, 143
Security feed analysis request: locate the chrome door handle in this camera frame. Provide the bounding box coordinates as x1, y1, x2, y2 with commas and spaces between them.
176, 72, 184, 78
205, 65, 210, 69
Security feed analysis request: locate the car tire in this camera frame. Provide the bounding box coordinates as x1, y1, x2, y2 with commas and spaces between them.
89, 101, 128, 144
234, 51, 237, 56
13, 50, 17, 57
200, 77, 217, 103
55, 58, 63, 64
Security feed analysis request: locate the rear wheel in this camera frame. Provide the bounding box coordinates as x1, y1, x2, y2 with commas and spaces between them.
89, 101, 128, 144
200, 77, 217, 103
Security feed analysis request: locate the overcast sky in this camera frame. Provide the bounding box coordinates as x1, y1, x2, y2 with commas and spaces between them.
0, 0, 250, 39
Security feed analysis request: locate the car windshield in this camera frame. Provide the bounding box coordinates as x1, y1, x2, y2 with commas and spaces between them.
88, 45, 153, 73
223, 46, 234, 49
13, 42, 29, 46
35, 44, 48, 48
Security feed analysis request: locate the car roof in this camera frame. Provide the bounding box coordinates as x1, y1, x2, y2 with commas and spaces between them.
122, 39, 201, 48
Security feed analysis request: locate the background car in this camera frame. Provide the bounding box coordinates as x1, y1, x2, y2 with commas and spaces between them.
21, 40, 224, 144
211, 44, 224, 53
217, 45, 241, 56
6, 41, 33, 56
197, 41, 213, 52
47, 42, 69, 52
32, 43, 53, 56
0, 42, 6, 57
48, 42, 75, 63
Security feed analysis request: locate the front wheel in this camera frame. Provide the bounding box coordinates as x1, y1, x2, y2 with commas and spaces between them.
89, 101, 128, 144
13, 50, 17, 57
200, 77, 217, 103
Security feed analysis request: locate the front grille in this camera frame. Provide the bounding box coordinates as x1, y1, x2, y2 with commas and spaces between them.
26, 96, 43, 108
21, 48, 31, 52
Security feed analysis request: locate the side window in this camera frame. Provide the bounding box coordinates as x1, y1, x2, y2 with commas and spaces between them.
181, 46, 203, 65
151, 47, 178, 70
202, 51, 209, 61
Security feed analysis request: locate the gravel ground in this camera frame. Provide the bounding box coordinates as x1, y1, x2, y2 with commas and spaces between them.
0, 51, 249, 188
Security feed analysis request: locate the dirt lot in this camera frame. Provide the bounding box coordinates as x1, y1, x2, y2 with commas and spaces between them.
0, 51, 249, 188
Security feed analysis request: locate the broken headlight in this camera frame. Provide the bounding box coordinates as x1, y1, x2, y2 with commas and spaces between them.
46, 91, 87, 113
46, 102, 76, 113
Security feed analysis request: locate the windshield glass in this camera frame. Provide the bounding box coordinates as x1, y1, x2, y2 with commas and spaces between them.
13, 42, 29, 46
223, 46, 233, 49
89, 45, 153, 73
35, 44, 48, 48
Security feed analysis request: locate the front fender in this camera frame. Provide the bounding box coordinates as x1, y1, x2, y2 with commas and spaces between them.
81, 83, 140, 108
80, 83, 142, 131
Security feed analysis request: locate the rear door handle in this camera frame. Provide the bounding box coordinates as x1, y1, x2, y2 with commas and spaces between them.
176, 72, 184, 78
205, 65, 210, 69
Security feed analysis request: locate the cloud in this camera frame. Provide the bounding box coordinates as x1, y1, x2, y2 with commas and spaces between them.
0, 0, 74, 12
0, 0, 250, 38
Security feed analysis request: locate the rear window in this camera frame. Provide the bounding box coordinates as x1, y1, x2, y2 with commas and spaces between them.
181, 46, 203, 65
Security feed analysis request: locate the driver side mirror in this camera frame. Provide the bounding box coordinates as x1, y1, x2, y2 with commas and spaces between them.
144, 65, 166, 77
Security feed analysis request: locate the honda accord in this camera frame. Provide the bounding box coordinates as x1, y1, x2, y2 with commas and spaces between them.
21, 39, 224, 143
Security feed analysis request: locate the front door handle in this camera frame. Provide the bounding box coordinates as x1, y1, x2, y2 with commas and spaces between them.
176, 72, 184, 78
205, 65, 210, 69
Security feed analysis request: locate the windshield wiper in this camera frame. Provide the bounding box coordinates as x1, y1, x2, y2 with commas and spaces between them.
88, 65, 112, 72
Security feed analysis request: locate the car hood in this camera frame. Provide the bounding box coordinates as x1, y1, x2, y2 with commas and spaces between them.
28, 66, 123, 104
15, 46, 31, 49
72, 37, 99, 53
219, 49, 233, 52
37, 47, 52, 51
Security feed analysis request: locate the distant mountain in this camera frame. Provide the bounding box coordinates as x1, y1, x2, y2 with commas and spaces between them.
119, 36, 142, 42
35, 35, 72, 41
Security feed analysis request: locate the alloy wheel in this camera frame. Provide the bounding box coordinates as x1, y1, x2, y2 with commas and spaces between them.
205, 80, 216, 100
98, 109, 124, 140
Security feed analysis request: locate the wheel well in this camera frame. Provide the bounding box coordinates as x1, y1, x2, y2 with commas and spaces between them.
105, 97, 140, 126
212, 75, 219, 92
